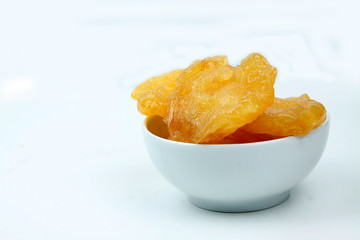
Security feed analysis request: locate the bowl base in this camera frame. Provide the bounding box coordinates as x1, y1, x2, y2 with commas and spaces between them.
188, 191, 290, 213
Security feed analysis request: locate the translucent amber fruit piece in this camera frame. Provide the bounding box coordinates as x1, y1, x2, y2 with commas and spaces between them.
131, 69, 183, 118
243, 94, 327, 136
208, 129, 281, 144
166, 53, 277, 143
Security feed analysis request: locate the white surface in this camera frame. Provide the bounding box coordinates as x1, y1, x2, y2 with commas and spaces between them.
144, 115, 329, 212
0, 0, 360, 239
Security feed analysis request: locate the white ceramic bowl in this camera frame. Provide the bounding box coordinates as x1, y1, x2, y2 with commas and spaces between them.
143, 115, 330, 212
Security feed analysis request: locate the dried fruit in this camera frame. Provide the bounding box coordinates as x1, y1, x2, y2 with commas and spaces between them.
209, 128, 281, 144
131, 69, 183, 118
132, 54, 327, 144
166, 53, 277, 143
243, 94, 326, 136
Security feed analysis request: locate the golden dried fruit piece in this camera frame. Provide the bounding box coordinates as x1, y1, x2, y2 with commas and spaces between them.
166, 53, 277, 143
243, 94, 326, 136
131, 69, 183, 118
208, 128, 281, 144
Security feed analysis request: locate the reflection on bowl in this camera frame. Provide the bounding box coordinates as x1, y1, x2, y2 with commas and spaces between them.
143, 115, 330, 212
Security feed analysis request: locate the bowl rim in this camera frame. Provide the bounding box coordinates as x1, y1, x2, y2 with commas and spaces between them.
143, 114, 329, 147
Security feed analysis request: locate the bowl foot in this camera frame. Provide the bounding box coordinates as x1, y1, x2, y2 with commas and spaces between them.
188, 191, 290, 213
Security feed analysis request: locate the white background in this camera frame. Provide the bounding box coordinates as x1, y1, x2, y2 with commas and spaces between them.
0, 0, 359, 239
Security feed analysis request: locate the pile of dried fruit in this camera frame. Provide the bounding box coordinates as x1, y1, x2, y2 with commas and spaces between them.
132, 53, 326, 144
